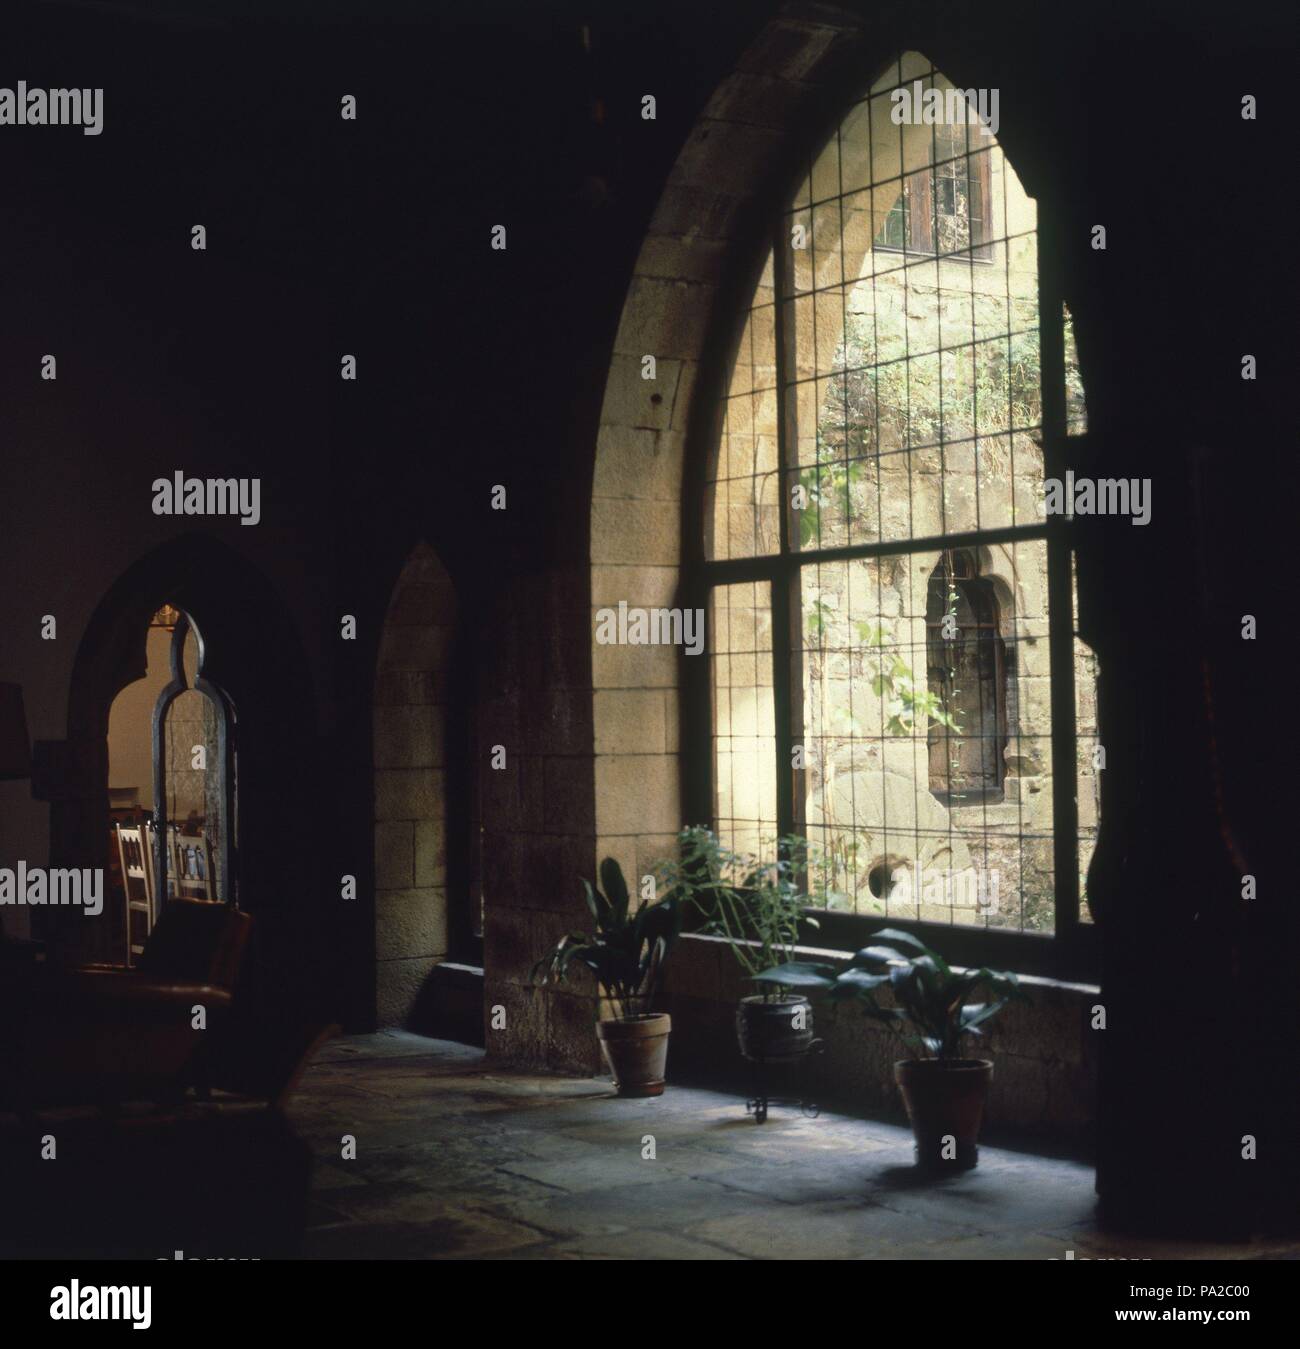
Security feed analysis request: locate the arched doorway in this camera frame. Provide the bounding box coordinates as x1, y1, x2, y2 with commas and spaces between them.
925, 549, 1007, 803
49, 537, 319, 986
104, 604, 236, 962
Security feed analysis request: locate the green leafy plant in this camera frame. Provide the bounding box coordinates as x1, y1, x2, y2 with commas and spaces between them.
532, 858, 683, 1021
798, 454, 868, 548
754, 927, 1028, 1059
657, 826, 826, 999
856, 618, 961, 737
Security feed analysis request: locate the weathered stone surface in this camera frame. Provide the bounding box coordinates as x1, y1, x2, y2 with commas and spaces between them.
591, 635, 678, 691
373, 705, 444, 769
483, 907, 549, 988
291, 1031, 1292, 1261
374, 768, 440, 822
593, 689, 668, 756
594, 754, 681, 836
480, 753, 546, 834
483, 978, 547, 1068
373, 669, 441, 707
375, 888, 447, 961
383, 581, 455, 629
546, 988, 601, 1074
374, 623, 449, 673
614, 276, 719, 362
700, 72, 811, 132
525, 687, 593, 758
735, 16, 849, 83
599, 353, 682, 432
647, 183, 747, 243
592, 425, 685, 503
635, 233, 730, 284
664, 933, 727, 1002
630, 832, 677, 888
412, 817, 445, 887
591, 496, 681, 566
591, 563, 679, 609
373, 819, 414, 889
542, 756, 596, 835
375, 957, 436, 1028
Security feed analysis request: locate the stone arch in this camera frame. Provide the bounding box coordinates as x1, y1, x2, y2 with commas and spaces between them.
585, 7, 1078, 938
51, 535, 317, 966
371, 540, 462, 1026
588, 12, 1064, 889
590, 8, 886, 881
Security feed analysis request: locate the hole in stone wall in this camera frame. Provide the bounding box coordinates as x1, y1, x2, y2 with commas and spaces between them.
868, 855, 909, 899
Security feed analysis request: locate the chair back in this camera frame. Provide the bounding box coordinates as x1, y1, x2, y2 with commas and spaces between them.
172, 828, 216, 902
114, 823, 156, 965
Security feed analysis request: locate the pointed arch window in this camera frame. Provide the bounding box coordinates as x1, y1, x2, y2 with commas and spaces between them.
151, 611, 237, 905
697, 53, 1096, 976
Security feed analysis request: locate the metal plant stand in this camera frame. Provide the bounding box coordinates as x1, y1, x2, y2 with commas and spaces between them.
744, 1037, 825, 1123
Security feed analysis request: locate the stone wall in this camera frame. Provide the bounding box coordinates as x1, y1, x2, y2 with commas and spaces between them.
478, 566, 600, 1072
588, 9, 875, 950
665, 932, 1098, 1151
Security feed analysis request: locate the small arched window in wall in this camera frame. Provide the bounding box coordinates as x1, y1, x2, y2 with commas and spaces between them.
925, 550, 1006, 802
875, 122, 994, 260
699, 52, 1096, 974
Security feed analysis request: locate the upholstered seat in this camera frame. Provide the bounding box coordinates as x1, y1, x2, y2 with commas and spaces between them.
0, 900, 253, 1111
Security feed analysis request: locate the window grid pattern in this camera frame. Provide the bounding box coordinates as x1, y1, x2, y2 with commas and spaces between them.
702, 54, 1094, 959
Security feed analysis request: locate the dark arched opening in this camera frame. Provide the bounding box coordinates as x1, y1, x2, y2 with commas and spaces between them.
46, 536, 328, 1015
925, 548, 1008, 803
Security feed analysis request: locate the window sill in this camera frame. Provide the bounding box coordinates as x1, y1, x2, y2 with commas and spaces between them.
677, 929, 1100, 996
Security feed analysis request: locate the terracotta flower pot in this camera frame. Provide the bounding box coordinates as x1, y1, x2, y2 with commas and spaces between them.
894, 1058, 993, 1170
596, 1013, 671, 1097
735, 994, 814, 1062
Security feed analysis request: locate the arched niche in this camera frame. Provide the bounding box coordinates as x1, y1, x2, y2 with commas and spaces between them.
371, 540, 468, 1027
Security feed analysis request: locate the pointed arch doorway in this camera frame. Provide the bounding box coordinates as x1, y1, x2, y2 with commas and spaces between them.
373, 541, 482, 1035
104, 603, 237, 960
52, 536, 318, 973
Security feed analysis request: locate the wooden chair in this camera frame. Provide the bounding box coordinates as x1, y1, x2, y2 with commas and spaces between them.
114, 822, 156, 966
147, 823, 216, 903
171, 826, 216, 902
0, 899, 255, 1115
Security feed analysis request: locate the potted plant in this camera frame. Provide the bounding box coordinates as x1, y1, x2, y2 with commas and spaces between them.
755, 928, 1028, 1169
533, 857, 682, 1097
664, 827, 822, 1064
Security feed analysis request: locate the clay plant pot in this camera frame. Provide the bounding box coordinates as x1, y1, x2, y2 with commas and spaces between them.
596, 1013, 671, 1097
894, 1058, 993, 1171
735, 994, 814, 1062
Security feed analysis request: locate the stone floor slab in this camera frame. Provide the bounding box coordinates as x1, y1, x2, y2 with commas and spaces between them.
286, 1033, 1300, 1262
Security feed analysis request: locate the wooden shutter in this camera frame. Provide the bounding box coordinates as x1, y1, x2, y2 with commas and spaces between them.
926, 559, 1007, 801
906, 170, 934, 254
969, 147, 993, 259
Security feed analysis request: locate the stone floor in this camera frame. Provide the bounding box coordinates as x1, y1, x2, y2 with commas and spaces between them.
288, 1031, 1298, 1260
